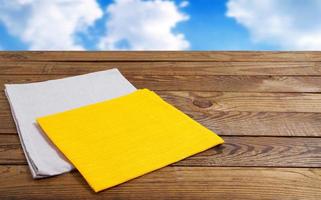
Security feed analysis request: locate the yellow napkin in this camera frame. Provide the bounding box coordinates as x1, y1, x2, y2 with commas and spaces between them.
37, 89, 224, 192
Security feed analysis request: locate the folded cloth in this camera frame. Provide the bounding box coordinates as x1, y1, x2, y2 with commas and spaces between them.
5, 69, 136, 178
37, 89, 224, 192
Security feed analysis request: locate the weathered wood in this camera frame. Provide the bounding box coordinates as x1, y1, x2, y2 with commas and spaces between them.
3, 110, 321, 136
1, 61, 321, 75
162, 91, 321, 113
3, 91, 321, 136
2, 134, 321, 167
1, 165, 321, 200
3, 91, 321, 134
0, 135, 25, 164
2, 74, 321, 92
1, 51, 321, 199
2, 51, 321, 62
4, 91, 321, 113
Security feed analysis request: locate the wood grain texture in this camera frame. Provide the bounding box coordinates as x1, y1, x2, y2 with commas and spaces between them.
2, 91, 321, 136
161, 91, 321, 113
2, 110, 321, 136
1, 165, 321, 200
2, 51, 321, 62
1, 51, 321, 199
0, 135, 25, 164
4, 91, 321, 113
2, 134, 321, 167
1, 61, 321, 75
3, 111, 321, 137
2, 74, 321, 92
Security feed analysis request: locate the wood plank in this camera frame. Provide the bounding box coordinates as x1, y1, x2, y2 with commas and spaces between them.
2, 74, 321, 92
129, 75, 321, 92
2, 51, 321, 62
2, 134, 321, 167
1, 165, 321, 199
2, 110, 321, 136
3, 91, 321, 113
1, 61, 321, 75
162, 91, 321, 113
2, 91, 321, 136
0, 135, 25, 164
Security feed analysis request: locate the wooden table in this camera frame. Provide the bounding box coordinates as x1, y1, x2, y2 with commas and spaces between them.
1, 51, 321, 199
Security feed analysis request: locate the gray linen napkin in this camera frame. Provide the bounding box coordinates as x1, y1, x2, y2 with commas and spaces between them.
5, 69, 136, 178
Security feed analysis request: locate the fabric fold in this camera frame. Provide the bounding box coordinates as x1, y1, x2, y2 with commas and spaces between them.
5, 69, 136, 178
37, 89, 224, 192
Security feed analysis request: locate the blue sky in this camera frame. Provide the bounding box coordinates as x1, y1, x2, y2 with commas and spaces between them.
0, 0, 320, 50
175, 0, 277, 50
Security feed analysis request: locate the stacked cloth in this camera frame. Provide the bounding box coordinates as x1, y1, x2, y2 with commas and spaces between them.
5, 68, 224, 192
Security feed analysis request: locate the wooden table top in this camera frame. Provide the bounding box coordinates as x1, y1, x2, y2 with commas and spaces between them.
1, 51, 321, 199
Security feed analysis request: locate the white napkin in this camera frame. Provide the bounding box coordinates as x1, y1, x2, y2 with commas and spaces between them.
5, 69, 136, 178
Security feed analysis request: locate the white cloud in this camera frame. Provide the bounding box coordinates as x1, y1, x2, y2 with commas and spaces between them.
99, 0, 190, 50
0, 0, 103, 50
179, 1, 189, 8
227, 0, 321, 50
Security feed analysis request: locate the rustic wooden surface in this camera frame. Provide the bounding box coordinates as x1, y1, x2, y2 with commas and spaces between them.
1, 51, 321, 200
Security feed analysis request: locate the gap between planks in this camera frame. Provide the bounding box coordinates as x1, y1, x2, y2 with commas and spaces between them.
2, 134, 321, 168
1, 165, 321, 200
3, 74, 321, 93
2, 91, 321, 136
1, 61, 321, 76
3, 91, 321, 113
